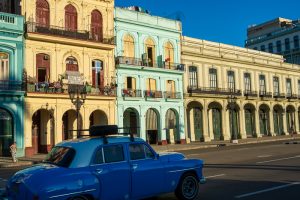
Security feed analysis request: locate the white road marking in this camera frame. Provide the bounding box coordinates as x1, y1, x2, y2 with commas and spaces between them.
206, 174, 225, 179
187, 153, 200, 157
257, 155, 272, 158
0, 178, 7, 182
256, 155, 300, 164
235, 182, 300, 198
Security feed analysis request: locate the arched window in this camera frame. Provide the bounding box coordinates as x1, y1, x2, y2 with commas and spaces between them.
92, 60, 104, 88
164, 42, 174, 63
36, 0, 50, 27
36, 53, 50, 82
65, 4, 77, 31
144, 38, 156, 67
91, 10, 103, 41
0, 52, 9, 80
66, 56, 78, 71
123, 34, 135, 58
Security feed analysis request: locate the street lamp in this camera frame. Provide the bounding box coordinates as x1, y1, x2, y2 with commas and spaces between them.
68, 84, 87, 138
228, 91, 238, 143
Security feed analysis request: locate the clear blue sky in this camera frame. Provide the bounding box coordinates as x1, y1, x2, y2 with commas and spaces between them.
115, 0, 300, 47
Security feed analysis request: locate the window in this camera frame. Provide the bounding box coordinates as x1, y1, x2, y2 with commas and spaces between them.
286, 78, 292, 96
253, 47, 258, 50
227, 70, 235, 90
164, 42, 174, 63
92, 148, 104, 165
0, 0, 10, 13
144, 38, 156, 67
36, 0, 50, 27
129, 143, 154, 160
268, 43, 273, 53
273, 77, 279, 96
0, 52, 9, 80
209, 68, 217, 88
123, 34, 135, 58
103, 145, 124, 163
259, 75, 266, 94
285, 38, 290, 51
260, 45, 265, 52
36, 53, 50, 82
65, 4, 77, 31
294, 36, 299, 49
44, 147, 75, 168
244, 73, 251, 92
166, 80, 175, 92
276, 41, 282, 53
146, 78, 156, 91
188, 66, 198, 89
91, 10, 103, 41
125, 77, 136, 90
66, 56, 78, 71
92, 60, 103, 88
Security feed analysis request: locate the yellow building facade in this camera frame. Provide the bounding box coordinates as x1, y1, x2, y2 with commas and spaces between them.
182, 36, 300, 143
21, 0, 116, 156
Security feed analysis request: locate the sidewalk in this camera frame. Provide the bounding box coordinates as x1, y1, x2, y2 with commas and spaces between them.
1, 134, 299, 168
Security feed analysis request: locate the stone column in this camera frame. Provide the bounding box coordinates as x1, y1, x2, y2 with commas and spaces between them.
223, 107, 230, 140
140, 110, 147, 141
255, 109, 261, 137
295, 110, 300, 134
202, 105, 210, 142
208, 109, 213, 140
189, 108, 195, 142
160, 109, 167, 145
179, 106, 186, 144
269, 109, 275, 136
239, 108, 247, 139
283, 111, 288, 135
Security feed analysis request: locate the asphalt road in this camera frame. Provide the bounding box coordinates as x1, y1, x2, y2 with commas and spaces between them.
0, 140, 299, 200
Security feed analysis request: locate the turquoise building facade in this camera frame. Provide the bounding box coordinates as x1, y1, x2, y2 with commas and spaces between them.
115, 7, 186, 144
0, 12, 24, 157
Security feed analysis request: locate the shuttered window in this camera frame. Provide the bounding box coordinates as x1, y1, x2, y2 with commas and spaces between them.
91, 10, 103, 41
123, 34, 135, 58
65, 4, 77, 31
0, 52, 9, 80
36, 0, 50, 27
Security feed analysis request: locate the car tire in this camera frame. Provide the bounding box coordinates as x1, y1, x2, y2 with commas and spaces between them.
175, 173, 200, 200
70, 195, 90, 200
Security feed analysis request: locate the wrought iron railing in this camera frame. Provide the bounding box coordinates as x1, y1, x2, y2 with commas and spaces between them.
122, 89, 142, 97
0, 80, 24, 91
273, 92, 286, 99
286, 93, 297, 99
115, 56, 185, 71
259, 91, 272, 98
25, 22, 115, 45
187, 86, 242, 96
164, 91, 181, 99
244, 90, 258, 97
144, 90, 163, 98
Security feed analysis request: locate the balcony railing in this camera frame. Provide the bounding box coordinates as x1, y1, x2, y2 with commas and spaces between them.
259, 91, 272, 98
0, 80, 24, 91
144, 90, 163, 98
26, 22, 115, 45
122, 89, 142, 98
286, 93, 297, 99
244, 90, 258, 97
187, 87, 242, 96
164, 91, 181, 99
273, 93, 286, 99
115, 56, 185, 71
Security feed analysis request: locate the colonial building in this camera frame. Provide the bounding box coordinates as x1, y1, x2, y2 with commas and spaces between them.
182, 36, 300, 142
245, 18, 300, 65
115, 7, 186, 144
21, 0, 116, 156
0, 12, 24, 156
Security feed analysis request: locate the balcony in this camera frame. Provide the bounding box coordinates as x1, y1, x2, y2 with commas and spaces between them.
25, 22, 115, 45
187, 87, 242, 96
0, 80, 24, 92
0, 12, 23, 33
259, 91, 272, 98
115, 56, 185, 71
122, 89, 142, 98
164, 91, 181, 99
144, 90, 163, 98
244, 90, 258, 97
273, 93, 286, 99
286, 93, 297, 100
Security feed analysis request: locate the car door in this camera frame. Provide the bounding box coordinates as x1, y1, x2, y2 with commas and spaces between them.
129, 143, 166, 199
90, 144, 131, 200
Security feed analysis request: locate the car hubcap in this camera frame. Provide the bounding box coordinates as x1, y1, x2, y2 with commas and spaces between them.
182, 176, 197, 198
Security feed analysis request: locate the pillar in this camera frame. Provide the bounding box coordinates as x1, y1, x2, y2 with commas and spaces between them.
223, 107, 230, 140
189, 108, 195, 142
269, 109, 275, 136
255, 109, 261, 137
283, 111, 288, 135
202, 105, 210, 142
239, 109, 247, 139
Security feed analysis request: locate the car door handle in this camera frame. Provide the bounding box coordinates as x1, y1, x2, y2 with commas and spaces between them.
95, 169, 103, 174
131, 164, 138, 171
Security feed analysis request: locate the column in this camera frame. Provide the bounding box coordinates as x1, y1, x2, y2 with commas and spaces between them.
160, 109, 167, 145
282, 111, 288, 135
208, 109, 213, 140
255, 109, 261, 137
239, 108, 247, 139
140, 109, 146, 141
222, 107, 230, 140
202, 105, 210, 142
295, 110, 300, 134
179, 106, 186, 144
189, 108, 195, 142
269, 109, 275, 136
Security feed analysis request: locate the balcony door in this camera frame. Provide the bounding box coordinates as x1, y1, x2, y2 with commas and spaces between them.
65, 4, 77, 31
36, 53, 50, 82
66, 56, 78, 71
0, 52, 9, 80
91, 10, 103, 41
36, 0, 50, 27
92, 60, 103, 88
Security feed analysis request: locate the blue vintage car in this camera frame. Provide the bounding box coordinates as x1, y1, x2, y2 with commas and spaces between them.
5, 125, 205, 200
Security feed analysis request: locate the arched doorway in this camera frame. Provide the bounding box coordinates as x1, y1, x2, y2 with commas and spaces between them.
123, 108, 139, 137
32, 109, 54, 154
62, 110, 82, 140
208, 102, 222, 140
165, 109, 178, 144
259, 104, 270, 136
90, 110, 108, 127
186, 101, 203, 142
91, 9, 103, 41
66, 56, 78, 71
227, 102, 240, 140
146, 108, 159, 144
0, 108, 13, 156
244, 103, 256, 138
286, 105, 296, 134
273, 105, 284, 135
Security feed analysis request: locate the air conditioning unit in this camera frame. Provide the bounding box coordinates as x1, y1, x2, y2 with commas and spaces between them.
44, 55, 50, 60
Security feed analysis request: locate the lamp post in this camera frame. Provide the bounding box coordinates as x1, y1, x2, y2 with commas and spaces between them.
228, 91, 238, 143
68, 84, 87, 138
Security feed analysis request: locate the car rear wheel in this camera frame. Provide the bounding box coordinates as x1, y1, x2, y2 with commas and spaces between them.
175, 173, 199, 200
70, 195, 90, 200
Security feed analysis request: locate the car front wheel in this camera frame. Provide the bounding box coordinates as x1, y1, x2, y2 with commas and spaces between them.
175, 173, 200, 200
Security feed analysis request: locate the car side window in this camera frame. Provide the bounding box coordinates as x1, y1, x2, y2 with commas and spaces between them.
103, 145, 125, 163
92, 148, 104, 165
129, 144, 155, 160
144, 145, 155, 159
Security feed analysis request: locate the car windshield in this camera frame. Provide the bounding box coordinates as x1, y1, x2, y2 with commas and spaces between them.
43, 146, 75, 168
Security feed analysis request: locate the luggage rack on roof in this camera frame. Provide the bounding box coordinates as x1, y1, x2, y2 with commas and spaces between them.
69, 125, 139, 144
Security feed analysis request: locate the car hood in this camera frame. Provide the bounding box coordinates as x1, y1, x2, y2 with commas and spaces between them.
158, 152, 186, 161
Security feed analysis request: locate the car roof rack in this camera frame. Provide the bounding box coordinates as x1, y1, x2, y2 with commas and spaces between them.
69, 125, 139, 144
